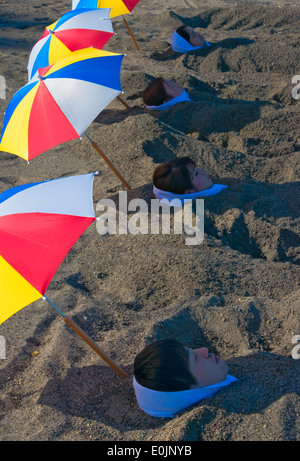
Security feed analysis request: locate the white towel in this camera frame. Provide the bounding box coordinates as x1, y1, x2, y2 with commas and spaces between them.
146, 89, 192, 111
133, 374, 238, 418
153, 184, 228, 207
171, 31, 211, 54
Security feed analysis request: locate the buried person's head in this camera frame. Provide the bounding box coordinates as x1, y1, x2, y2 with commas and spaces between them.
142, 77, 184, 107
153, 156, 213, 195
171, 25, 211, 54
133, 339, 237, 418
176, 25, 207, 48
134, 339, 228, 392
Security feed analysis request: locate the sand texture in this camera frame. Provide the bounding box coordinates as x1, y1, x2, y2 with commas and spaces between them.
0, 0, 299, 441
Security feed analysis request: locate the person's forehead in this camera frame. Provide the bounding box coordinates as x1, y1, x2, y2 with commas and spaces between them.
184, 27, 194, 35
187, 163, 195, 175
163, 78, 172, 86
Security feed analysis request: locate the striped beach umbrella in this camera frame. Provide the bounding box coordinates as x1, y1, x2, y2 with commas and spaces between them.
28, 8, 115, 81
0, 48, 131, 189
72, 0, 141, 18
72, 0, 141, 50
1, 48, 123, 161
0, 173, 127, 377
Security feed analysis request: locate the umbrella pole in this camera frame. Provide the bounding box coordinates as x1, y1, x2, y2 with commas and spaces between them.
84, 132, 131, 190
122, 16, 140, 51
117, 95, 130, 109
44, 296, 128, 378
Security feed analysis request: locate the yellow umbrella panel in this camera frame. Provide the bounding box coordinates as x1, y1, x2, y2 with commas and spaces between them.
0, 255, 42, 324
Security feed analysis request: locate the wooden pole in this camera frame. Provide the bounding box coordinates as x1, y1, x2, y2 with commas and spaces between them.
64, 316, 128, 378
123, 16, 140, 51
44, 297, 128, 378
84, 132, 131, 190
117, 95, 130, 109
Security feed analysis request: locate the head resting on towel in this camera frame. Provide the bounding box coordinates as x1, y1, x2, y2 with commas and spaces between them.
171, 25, 211, 54
153, 156, 213, 195
133, 339, 237, 417
176, 25, 207, 48
142, 77, 185, 107
134, 339, 229, 392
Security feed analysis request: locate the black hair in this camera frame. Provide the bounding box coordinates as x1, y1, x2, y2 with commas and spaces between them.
142, 77, 167, 106
176, 25, 191, 44
134, 339, 197, 391
153, 156, 195, 194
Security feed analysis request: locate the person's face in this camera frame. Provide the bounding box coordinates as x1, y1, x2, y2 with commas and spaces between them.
186, 163, 213, 193
162, 79, 183, 100
184, 27, 206, 47
188, 347, 228, 388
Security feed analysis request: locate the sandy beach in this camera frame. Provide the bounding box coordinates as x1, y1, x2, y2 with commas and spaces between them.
0, 0, 299, 441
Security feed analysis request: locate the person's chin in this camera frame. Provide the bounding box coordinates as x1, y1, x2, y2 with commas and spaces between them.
198, 182, 213, 192
220, 360, 229, 376
193, 40, 206, 47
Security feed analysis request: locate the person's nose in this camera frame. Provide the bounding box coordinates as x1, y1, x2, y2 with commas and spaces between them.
193, 347, 209, 358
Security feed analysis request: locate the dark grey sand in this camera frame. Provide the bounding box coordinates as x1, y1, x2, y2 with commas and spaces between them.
0, 0, 299, 441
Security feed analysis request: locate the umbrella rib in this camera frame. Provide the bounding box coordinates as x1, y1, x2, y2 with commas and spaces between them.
43, 295, 65, 317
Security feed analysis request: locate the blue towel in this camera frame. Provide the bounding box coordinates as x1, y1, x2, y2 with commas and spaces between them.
146, 89, 192, 111
153, 184, 228, 207
133, 374, 238, 417
171, 31, 211, 54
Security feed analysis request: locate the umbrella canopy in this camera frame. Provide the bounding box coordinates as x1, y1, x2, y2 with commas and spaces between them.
72, 1, 141, 51
0, 173, 96, 324
28, 8, 115, 81
0, 48, 124, 161
0, 173, 128, 377
72, 0, 141, 18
